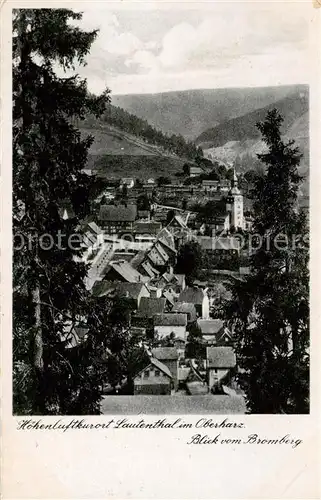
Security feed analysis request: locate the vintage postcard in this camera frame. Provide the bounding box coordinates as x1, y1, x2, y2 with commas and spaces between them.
1, 0, 320, 498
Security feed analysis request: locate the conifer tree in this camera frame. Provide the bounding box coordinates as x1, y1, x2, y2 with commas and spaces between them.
226, 109, 309, 414
13, 9, 110, 414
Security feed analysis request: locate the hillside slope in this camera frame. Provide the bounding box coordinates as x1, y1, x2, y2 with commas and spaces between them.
80, 123, 186, 180
112, 85, 307, 140
196, 89, 309, 147
201, 100, 309, 205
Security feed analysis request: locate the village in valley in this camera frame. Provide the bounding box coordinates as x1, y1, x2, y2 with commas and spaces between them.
64, 158, 253, 409
12, 7, 309, 417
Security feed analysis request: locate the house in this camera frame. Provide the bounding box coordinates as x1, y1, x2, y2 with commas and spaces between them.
141, 228, 176, 271
134, 221, 162, 236
137, 210, 151, 220
197, 319, 233, 345
137, 297, 166, 318
147, 178, 155, 184
81, 221, 103, 250
120, 177, 135, 189
178, 287, 210, 319
189, 166, 203, 177
154, 313, 188, 341
91, 281, 150, 308
209, 214, 230, 234
134, 357, 173, 395
99, 204, 137, 234
103, 260, 148, 283
202, 180, 219, 192
166, 214, 188, 233
172, 302, 197, 323
157, 273, 186, 294
198, 236, 240, 255
140, 259, 159, 279
147, 284, 163, 299
195, 222, 206, 235
219, 179, 231, 192
206, 346, 236, 390
152, 347, 179, 390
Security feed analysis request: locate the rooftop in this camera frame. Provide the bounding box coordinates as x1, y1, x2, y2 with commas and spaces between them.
138, 297, 166, 317
197, 319, 224, 335
106, 260, 148, 283
99, 204, 137, 222
134, 221, 162, 235
178, 287, 206, 305
206, 346, 236, 368
198, 236, 240, 251
150, 357, 173, 378
156, 228, 176, 252
154, 313, 188, 327
172, 302, 197, 319
202, 180, 219, 186
152, 347, 179, 361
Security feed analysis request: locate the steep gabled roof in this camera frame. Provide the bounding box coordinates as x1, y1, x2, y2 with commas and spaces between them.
135, 357, 173, 379
138, 297, 166, 317
156, 228, 176, 252
172, 302, 197, 320
87, 221, 101, 235
106, 260, 147, 283
206, 346, 236, 368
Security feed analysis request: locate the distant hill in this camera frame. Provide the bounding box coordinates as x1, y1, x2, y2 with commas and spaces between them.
198, 89, 309, 205
112, 85, 307, 140
196, 88, 309, 147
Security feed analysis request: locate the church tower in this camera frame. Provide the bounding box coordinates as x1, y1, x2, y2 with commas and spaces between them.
226, 169, 244, 230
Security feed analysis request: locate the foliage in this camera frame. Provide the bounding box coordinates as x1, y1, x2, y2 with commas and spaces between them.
166, 209, 176, 225
157, 176, 171, 186
13, 8, 109, 414
137, 194, 151, 211
88, 297, 152, 394
175, 241, 205, 285
87, 103, 202, 160
186, 322, 205, 359
225, 109, 309, 414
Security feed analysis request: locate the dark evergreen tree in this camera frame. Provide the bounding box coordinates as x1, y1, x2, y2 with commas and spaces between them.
175, 241, 205, 285
226, 109, 309, 414
13, 8, 109, 414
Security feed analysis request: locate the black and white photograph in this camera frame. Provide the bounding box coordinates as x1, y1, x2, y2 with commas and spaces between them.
12, 2, 310, 417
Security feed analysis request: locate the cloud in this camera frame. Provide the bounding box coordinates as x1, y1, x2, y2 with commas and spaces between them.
104, 32, 143, 56
68, 5, 310, 95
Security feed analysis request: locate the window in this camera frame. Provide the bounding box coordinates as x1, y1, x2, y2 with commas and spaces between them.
144, 370, 149, 378
155, 370, 160, 377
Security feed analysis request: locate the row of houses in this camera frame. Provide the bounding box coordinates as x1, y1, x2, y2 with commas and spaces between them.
133, 345, 236, 395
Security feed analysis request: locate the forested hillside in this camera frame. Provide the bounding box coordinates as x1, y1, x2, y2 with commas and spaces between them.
82, 103, 202, 161
113, 85, 307, 139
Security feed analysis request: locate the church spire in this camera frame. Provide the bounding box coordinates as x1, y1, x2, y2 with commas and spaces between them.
232, 167, 238, 188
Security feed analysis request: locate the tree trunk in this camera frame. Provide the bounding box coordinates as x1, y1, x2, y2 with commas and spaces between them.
32, 285, 43, 370
32, 284, 45, 413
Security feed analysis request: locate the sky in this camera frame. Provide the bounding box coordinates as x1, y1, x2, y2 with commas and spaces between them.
69, 2, 311, 95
